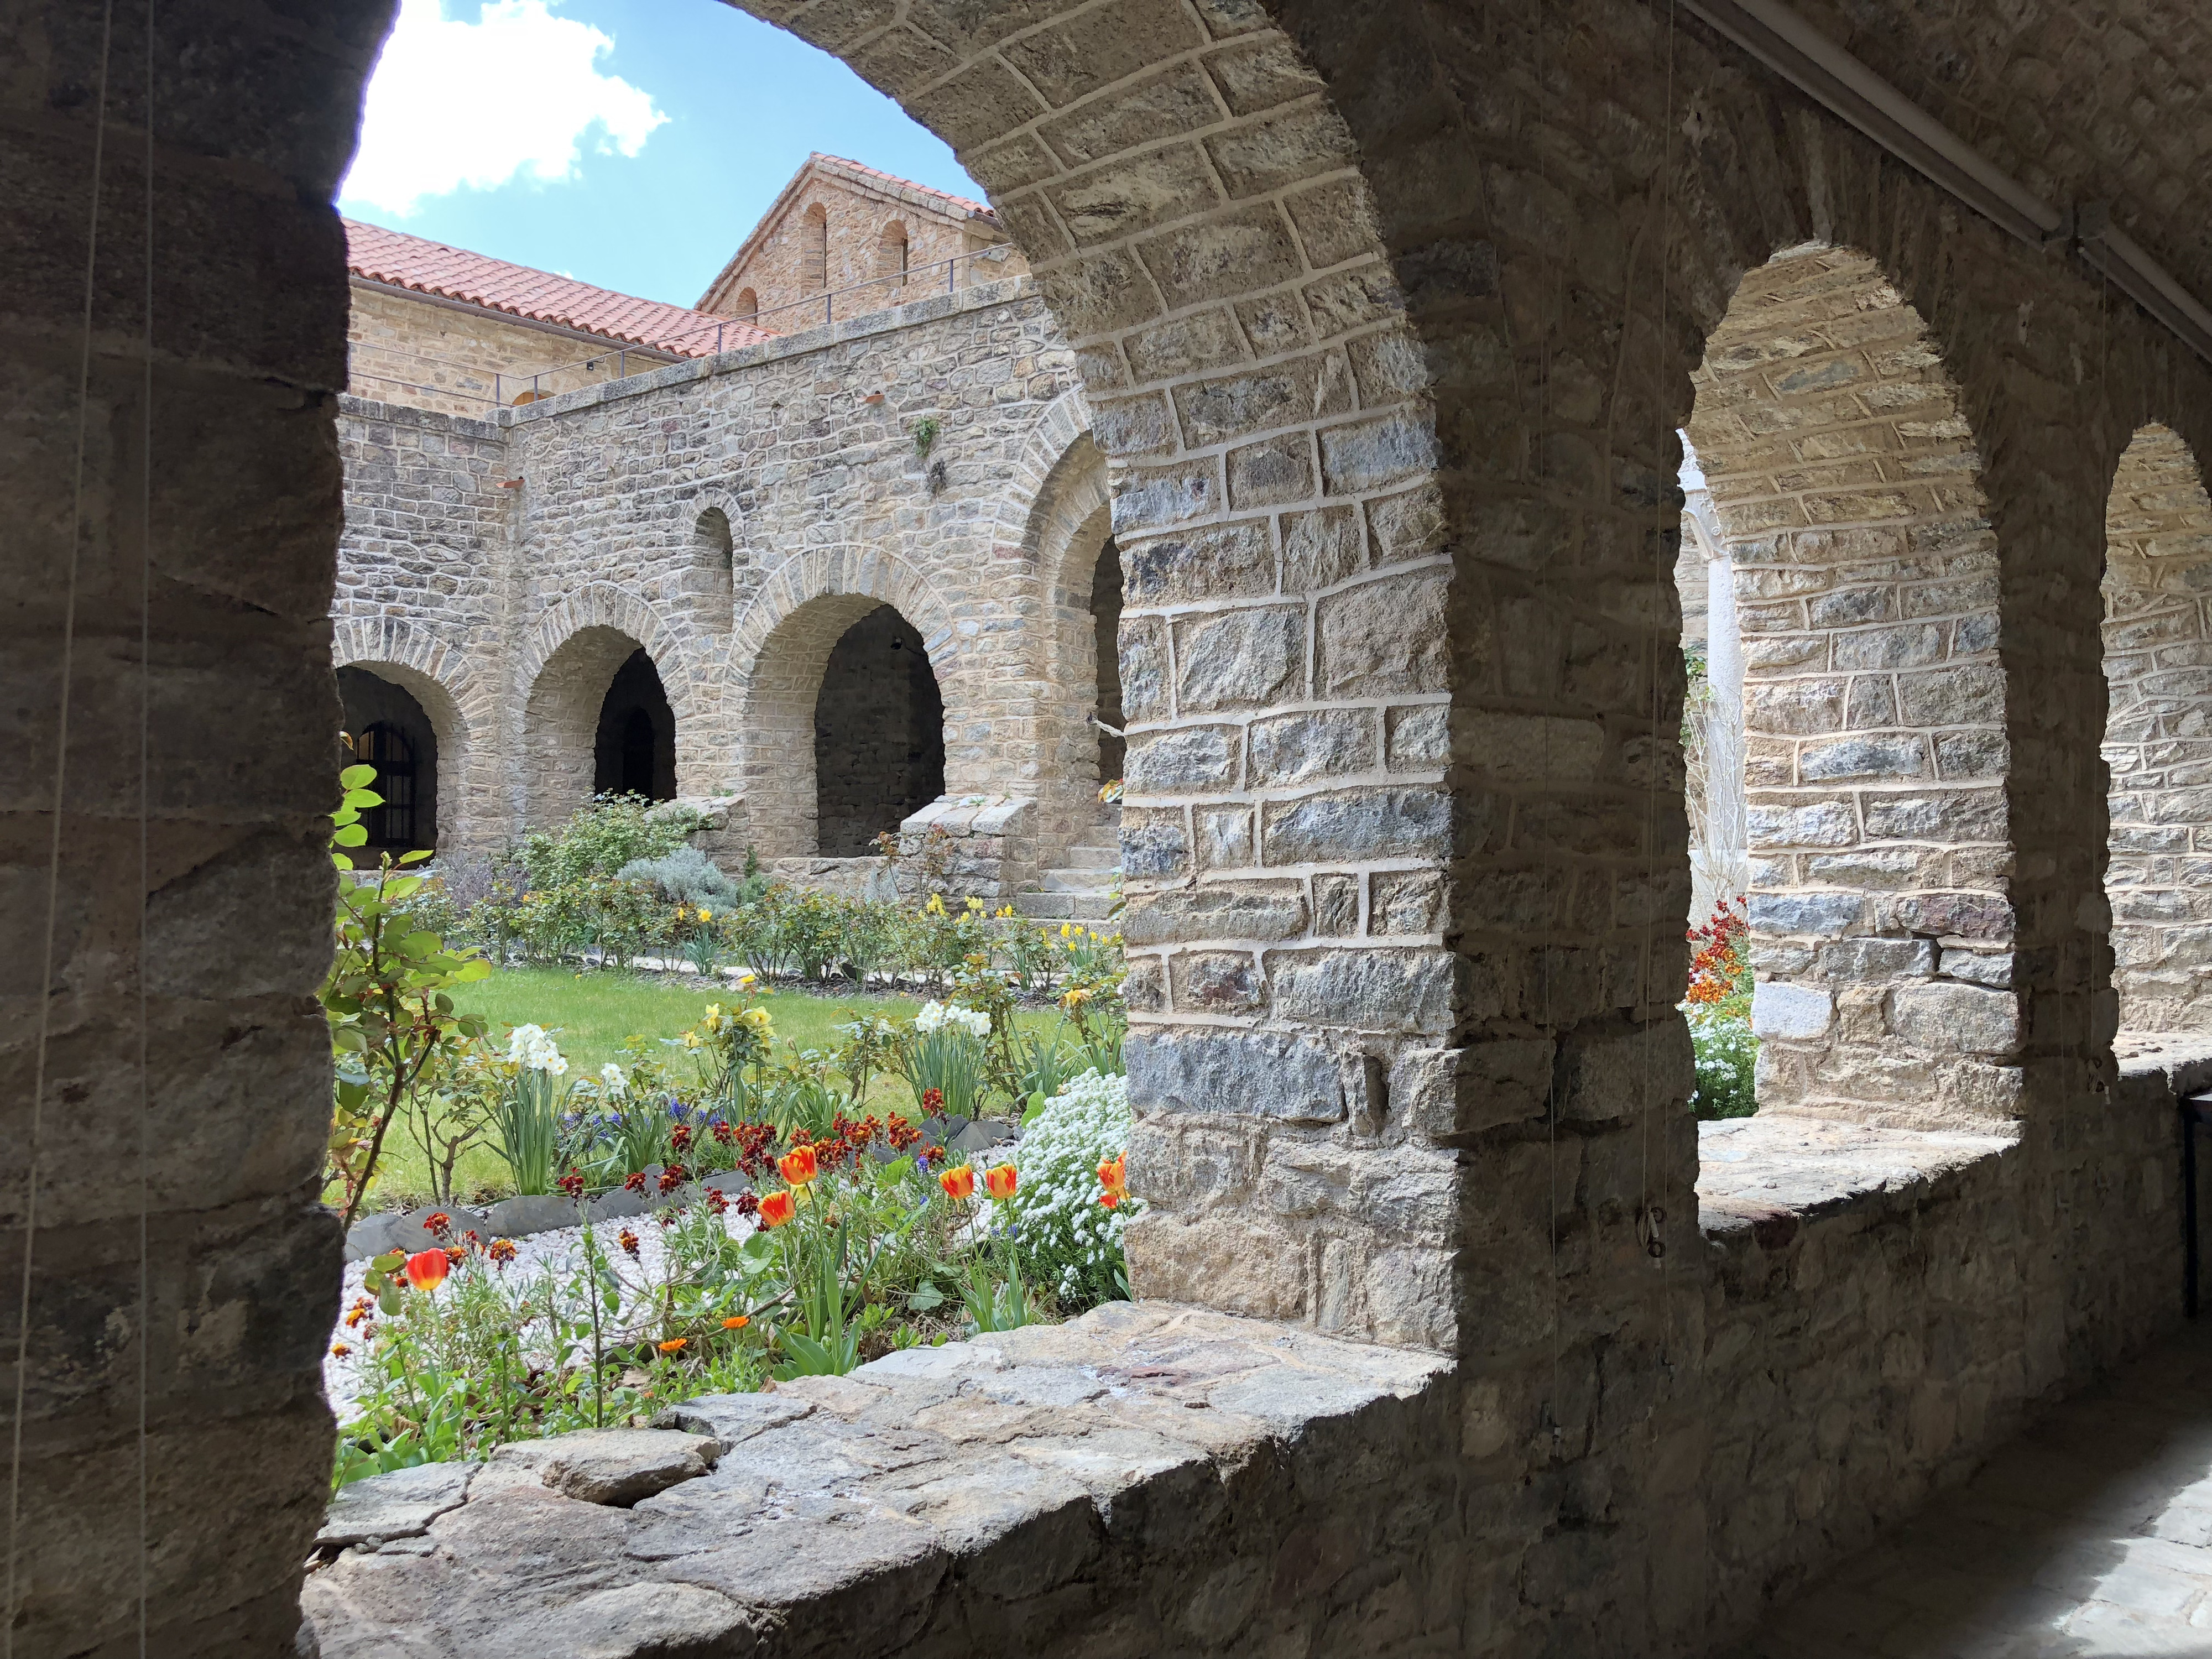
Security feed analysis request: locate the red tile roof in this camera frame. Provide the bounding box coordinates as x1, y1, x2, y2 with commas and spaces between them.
345, 219, 774, 357
810, 154, 998, 221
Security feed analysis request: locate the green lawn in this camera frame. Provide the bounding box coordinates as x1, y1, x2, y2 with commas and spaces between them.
354, 966, 1068, 1212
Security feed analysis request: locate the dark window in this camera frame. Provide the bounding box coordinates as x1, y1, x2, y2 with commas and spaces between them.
355, 722, 416, 850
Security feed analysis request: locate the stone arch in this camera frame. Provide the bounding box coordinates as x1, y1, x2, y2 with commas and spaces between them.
1023, 428, 1117, 844
2103, 424, 2212, 1033
331, 617, 498, 857
877, 218, 910, 285
1684, 246, 2012, 1130
732, 287, 758, 322
520, 586, 720, 826
686, 501, 739, 624
733, 546, 964, 858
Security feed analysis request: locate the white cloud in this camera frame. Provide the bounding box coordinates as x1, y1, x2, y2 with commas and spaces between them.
342, 0, 666, 218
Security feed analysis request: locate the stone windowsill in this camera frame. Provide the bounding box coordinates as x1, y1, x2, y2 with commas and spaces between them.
300, 1303, 1449, 1658
1696, 1114, 2016, 1250
1698, 1038, 2212, 1251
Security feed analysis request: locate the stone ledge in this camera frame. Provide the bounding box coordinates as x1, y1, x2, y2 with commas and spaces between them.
2115, 1031, 2212, 1099
300, 1302, 1449, 1659
1696, 1114, 2015, 1248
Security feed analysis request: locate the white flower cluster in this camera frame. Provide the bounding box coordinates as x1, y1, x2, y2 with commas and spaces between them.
1008, 1069, 1134, 1306
599, 1061, 627, 1095
506, 1023, 569, 1077
915, 1000, 992, 1040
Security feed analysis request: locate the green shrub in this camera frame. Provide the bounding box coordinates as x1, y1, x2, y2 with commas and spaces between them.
1689, 1008, 1758, 1119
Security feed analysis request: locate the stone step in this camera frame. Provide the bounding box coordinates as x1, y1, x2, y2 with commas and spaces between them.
1042, 867, 1116, 893
1060, 844, 1119, 869
1011, 889, 1119, 921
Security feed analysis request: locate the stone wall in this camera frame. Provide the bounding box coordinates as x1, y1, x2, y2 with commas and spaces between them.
2103, 424, 2212, 1033
333, 279, 1096, 884
700, 158, 1031, 327
345, 281, 667, 418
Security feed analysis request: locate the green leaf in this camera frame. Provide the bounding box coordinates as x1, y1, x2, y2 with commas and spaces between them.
340, 764, 378, 789
332, 823, 369, 847
371, 1250, 406, 1273
399, 849, 434, 864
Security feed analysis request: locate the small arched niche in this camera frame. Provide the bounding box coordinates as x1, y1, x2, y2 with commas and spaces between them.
2103, 424, 2212, 1034
815, 606, 945, 855
799, 203, 828, 294
732, 288, 759, 322
338, 665, 439, 856
878, 221, 909, 287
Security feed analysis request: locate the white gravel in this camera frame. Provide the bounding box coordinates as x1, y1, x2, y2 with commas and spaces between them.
324, 1208, 755, 1421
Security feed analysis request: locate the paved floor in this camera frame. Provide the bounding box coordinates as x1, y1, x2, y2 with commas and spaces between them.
1726, 1321, 2212, 1658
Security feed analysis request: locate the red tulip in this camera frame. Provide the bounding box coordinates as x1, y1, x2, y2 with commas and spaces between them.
757, 1190, 795, 1229
939, 1164, 975, 1201
403, 1249, 448, 1292
983, 1164, 1018, 1202
777, 1144, 818, 1187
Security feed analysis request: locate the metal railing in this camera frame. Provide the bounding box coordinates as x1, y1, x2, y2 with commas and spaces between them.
347, 242, 1020, 414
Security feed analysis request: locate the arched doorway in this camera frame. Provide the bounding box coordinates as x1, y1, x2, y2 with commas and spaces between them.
814, 605, 945, 854
593, 648, 676, 801
337, 664, 438, 855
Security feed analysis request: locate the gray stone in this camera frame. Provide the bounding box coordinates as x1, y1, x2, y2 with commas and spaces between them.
1891, 981, 2020, 1056
1942, 948, 2013, 988
1127, 1029, 1346, 1124
1125, 724, 1238, 792
1248, 708, 1374, 785
1798, 734, 1927, 782
1261, 785, 1452, 865
1122, 882, 1307, 945
479, 1428, 719, 1507
1752, 981, 1834, 1040
1385, 703, 1450, 770
588, 1187, 649, 1223
1267, 947, 1452, 1032
1173, 607, 1305, 711
483, 1194, 580, 1239
650, 1392, 816, 1446
1749, 891, 1863, 937
1817, 937, 1936, 980
317, 1460, 479, 1548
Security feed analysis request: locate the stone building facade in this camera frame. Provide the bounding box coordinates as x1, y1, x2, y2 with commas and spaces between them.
16, 2, 2212, 1657
697, 152, 1031, 331
335, 256, 1117, 899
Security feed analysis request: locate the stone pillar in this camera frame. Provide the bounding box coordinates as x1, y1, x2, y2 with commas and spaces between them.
1, 3, 382, 1651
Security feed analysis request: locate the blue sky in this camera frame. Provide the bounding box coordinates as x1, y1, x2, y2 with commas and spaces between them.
339, 0, 987, 310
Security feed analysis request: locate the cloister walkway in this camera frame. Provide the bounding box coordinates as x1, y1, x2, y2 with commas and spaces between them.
1728, 1321, 2212, 1657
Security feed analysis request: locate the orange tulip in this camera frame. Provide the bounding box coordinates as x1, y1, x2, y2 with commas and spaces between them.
722, 1314, 749, 1330
939, 1164, 975, 1201
777, 1144, 818, 1187
983, 1164, 1018, 1201
757, 1190, 795, 1229
404, 1249, 449, 1292
1098, 1154, 1126, 1204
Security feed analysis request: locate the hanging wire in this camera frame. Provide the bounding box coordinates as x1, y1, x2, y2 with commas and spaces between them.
7, 7, 116, 1654
137, 2, 156, 1650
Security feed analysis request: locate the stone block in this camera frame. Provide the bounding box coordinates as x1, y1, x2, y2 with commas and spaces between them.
1122, 881, 1307, 945
479, 1429, 719, 1507
1267, 947, 1453, 1032
1371, 869, 1445, 935
1123, 519, 1274, 604
1122, 810, 1192, 879
1173, 606, 1305, 711
1749, 891, 1862, 937
483, 1194, 582, 1239
1175, 951, 1267, 1013
1747, 800, 1857, 849
1752, 982, 1834, 1040
1194, 805, 1253, 871
1261, 785, 1452, 865
1125, 724, 1240, 793
1313, 872, 1359, 935
1940, 948, 2012, 988
1799, 734, 1928, 782
1891, 982, 2020, 1056
1249, 708, 1375, 785
1817, 938, 1936, 980
1385, 703, 1449, 770
1889, 891, 2012, 941
1558, 1021, 1694, 1121
1281, 503, 1364, 593
1314, 570, 1449, 697
1126, 1029, 1346, 1124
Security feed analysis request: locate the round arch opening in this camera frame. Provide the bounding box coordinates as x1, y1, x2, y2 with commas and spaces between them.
338, 665, 439, 856
815, 605, 946, 855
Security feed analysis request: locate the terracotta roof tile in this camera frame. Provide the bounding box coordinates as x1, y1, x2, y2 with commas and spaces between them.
345, 219, 773, 357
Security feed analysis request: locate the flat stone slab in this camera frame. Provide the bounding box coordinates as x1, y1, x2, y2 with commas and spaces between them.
317, 1460, 480, 1548
474, 1428, 720, 1507
1696, 1113, 2013, 1243
300, 1304, 1450, 1658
